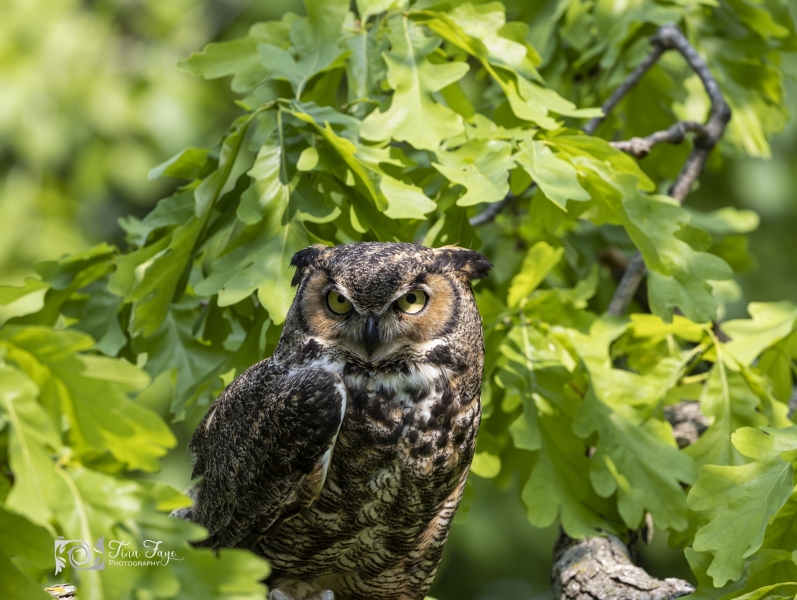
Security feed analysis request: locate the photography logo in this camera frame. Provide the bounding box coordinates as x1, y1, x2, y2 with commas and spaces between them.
54, 537, 183, 574
54, 536, 105, 574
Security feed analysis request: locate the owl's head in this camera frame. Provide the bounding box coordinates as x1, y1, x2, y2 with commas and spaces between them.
285, 242, 491, 363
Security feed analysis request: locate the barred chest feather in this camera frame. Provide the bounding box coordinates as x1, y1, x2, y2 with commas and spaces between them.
261, 352, 480, 598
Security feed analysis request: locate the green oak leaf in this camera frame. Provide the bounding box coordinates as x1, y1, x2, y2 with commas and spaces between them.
109, 214, 203, 337
507, 241, 564, 308
237, 116, 339, 226
13, 244, 117, 328
132, 306, 228, 421
360, 16, 469, 150
514, 140, 591, 208
688, 427, 797, 587
0, 500, 53, 600
511, 364, 613, 537
687, 352, 768, 468
626, 193, 734, 323
446, 2, 541, 81
418, 6, 599, 127
496, 319, 614, 536
355, 0, 409, 22
434, 139, 513, 207
292, 105, 435, 219
1, 326, 174, 471
574, 385, 697, 530
180, 15, 296, 92
61, 279, 126, 356
723, 302, 797, 366
0, 365, 60, 527
0, 278, 48, 324
194, 207, 310, 324
686, 207, 760, 236
380, 176, 436, 220
256, 0, 350, 98
148, 147, 210, 181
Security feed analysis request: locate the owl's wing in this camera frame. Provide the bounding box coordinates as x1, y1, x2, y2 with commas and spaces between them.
184, 359, 346, 550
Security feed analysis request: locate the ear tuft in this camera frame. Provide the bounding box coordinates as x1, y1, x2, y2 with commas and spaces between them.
290, 244, 327, 286
433, 246, 492, 280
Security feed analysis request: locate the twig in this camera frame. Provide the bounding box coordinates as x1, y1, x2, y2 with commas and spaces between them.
788, 386, 797, 420
607, 254, 646, 316
611, 121, 707, 158
584, 42, 667, 135
606, 23, 731, 316
553, 23, 730, 599
469, 193, 517, 227
472, 36, 668, 227
469, 186, 537, 227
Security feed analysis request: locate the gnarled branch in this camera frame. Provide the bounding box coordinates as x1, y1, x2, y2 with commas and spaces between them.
611, 121, 707, 159
552, 534, 694, 600
552, 399, 705, 600
552, 23, 728, 600
607, 23, 731, 316
469, 192, 519, 227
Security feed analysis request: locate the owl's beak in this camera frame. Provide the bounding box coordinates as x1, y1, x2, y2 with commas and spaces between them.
363, 315, 380, 357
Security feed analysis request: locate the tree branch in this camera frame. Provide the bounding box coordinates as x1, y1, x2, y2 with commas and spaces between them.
606, 254, 647, 317
584, 42, 668, 135
552, 534, 694, 600
607, 23, 731, 316
611, 121, 708, 158
45, 584, 77, 599
553, 24, 729, 600
474, 23, 729, 234
552, 398, 706, 599
469, 192, 518, 227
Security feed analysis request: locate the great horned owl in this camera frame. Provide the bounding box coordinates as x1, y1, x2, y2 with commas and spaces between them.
178, 242, 491, 600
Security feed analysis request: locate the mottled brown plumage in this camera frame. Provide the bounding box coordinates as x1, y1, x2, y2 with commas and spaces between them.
177, 242, 491, 600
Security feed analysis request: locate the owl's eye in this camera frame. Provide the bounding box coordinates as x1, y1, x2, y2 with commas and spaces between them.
327, 291, 352, 314
396, 290, 427, 314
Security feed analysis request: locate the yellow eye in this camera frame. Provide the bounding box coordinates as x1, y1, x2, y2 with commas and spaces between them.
327, 291, 352, 314
396, 290, 427, 314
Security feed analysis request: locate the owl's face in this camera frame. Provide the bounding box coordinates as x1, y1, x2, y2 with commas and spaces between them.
288, 243, 491, 363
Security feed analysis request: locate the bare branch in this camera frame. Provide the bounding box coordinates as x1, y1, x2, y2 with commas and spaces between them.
476, 24, 730, 230
552, 23, 731, 599
469, 193, 518, 227
611, 121, 707, 158
789, 386, 797, 420
584, 42, 668, 135
607, 23, 731, 315
607, 254, 646, 316
552, 534, 694, 600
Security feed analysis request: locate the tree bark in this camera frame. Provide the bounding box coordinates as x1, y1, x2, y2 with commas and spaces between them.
551, 535, 694, 600
44, 584, 77, 599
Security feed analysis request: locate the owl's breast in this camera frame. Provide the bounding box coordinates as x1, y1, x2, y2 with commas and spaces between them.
261, 358, 481, 595
341, 362, 478, 468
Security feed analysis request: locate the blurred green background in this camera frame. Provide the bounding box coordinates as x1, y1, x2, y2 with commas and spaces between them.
2, 1, 795, 598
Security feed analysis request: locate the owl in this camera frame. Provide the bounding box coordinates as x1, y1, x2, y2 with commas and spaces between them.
177, 242, 491, 600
